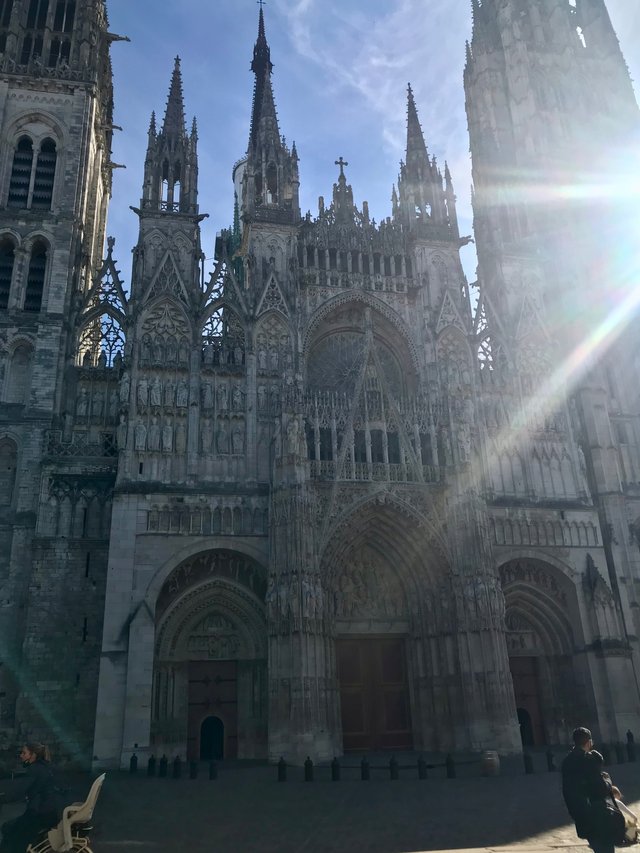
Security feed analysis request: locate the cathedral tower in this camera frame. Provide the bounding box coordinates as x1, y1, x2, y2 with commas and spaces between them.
0, 0, 117, 760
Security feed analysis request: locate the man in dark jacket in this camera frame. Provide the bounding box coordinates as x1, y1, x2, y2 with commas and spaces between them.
0, 743, 61, 853
562, 727, 615, 853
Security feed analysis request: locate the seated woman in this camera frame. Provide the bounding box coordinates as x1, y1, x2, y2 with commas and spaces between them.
0, 743, 60, 853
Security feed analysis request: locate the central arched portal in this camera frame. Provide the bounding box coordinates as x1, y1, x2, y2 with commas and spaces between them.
153, 550, 267, 761
323, 500, 445, 754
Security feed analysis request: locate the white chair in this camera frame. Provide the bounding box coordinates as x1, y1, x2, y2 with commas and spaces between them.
31, 773, 106, 853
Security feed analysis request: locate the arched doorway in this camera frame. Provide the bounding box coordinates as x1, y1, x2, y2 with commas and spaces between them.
200, 716, 225, 760
152, 549, 268, 762
500, 558, 581, 746
517, 707, 535, 747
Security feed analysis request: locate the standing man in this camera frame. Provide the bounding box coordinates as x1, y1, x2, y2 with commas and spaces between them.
562, 727, 615, 853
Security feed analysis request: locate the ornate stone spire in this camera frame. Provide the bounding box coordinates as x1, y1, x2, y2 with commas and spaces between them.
249, 7, 279, 149
406, 83, 430, 172
162, 57, 186, 139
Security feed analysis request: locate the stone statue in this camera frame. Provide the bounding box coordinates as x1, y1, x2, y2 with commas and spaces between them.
150, 376, 162, 408
148, 416, 161, 451
116, 414, 127, 449
119, 371, 130, 405
270, 348, 279, 371
92, 389, 104, 418
134, 420, 147, 451
178, 339, 189, 364
201, 419, 213, 453
165, 338, 177, 363
153, 338, 163, 364
287, 416, 300, 455
177, 379, 189, 409
163, 379, 175, 409
233, 344, 244, 366
217, 385, 228, 411
137, 378, 148, 411
162, 421, 173, 453
141, 338, 152, 364
258, 348, 267, 371
175, 422, 187, 454
202, 382, 214, 410
216, 422, 228, 454
97, 350, 107, 369
232, 425, 244, 455
232, 384, 243, 411
257, 385, 267, 411
76, 387, 89, 417
203, 342, 215, 365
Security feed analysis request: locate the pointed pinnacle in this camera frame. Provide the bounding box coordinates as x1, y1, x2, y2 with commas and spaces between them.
162, 56, 186, 138
191, 116, 198, 139
148, 110, 156, 136
406, 82, 429, 163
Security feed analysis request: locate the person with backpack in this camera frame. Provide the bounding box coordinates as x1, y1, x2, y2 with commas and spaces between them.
0, 742, 61, 852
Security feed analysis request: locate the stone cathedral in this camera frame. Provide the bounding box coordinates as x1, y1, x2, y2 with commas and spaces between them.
0, 0, 639, 768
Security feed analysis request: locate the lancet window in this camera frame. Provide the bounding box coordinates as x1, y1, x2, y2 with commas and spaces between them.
0, 438, 17, 506
5, 344, 33, 404
7, 137, 57, 211
78, 312, 125, 368
20, 0, 49, 64
0, 237, 15, 310
0, 0, 13, 53
24, 240, 47, 312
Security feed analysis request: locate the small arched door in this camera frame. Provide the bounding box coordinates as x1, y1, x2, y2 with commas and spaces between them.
517, 707, 535, 747
200, 716, 224, 760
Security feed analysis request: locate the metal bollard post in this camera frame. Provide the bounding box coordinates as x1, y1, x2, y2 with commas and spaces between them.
129, 752, 138, 774
189, 760, 198, 780
626, 730, 635, 763
172, 756, 182, 779
417, 755, 428, 780
523, 752, 534, 774
615, 742, 626, 764
304, 756, 314, 782
445, 754, 456, 779
158, 755, 168, 778
389, 755, 399, 780
601, 743, 611, 765
361, 756, 370, 781
147, 755, 156, 777
546, 749, 556, 772
331, 757, 340, 782
209, 760, 218, 780
277, 757, 287, 782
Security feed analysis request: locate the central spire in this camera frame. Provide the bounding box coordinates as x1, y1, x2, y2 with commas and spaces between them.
249, 7, 279, 149
406, 83, 429, 170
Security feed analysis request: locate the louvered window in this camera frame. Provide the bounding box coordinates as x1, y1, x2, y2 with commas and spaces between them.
53, 0, 74, 33
24, 241, 47, 312
32, 138, 56, 209
20, 0, 48, 63
7, 137, 33, 208
0, 239, 15, 310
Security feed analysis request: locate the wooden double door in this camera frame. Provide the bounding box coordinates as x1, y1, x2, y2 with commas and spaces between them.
187, 661, 238, 760
509, 656, 546, 746
337, 638, 412, 751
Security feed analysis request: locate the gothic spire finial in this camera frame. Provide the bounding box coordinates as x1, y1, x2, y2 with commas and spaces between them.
249, 6, 278, 148
162, 56, 186, 138
406, 82, 429, 166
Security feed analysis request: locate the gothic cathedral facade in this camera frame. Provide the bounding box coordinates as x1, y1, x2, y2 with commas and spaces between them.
0, 0, 639, 767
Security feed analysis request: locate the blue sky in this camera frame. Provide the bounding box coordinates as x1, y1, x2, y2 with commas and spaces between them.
105, 0, 640, 283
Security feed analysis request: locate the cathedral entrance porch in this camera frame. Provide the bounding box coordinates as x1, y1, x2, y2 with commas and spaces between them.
337, 637, 412, 752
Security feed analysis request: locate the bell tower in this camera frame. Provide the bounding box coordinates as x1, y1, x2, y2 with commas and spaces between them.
0, 0, 119, 761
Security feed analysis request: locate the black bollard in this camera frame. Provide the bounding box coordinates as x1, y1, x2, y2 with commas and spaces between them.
601, 743, 611, 765
546, 749, 556, 772
189, 760, 198, 780
615, 742, 626, 764
627, 730, 636, 763
158, 755, 168, 778
129, 752, 138, 775
277, 757, 287, 782
417, 755, 428, 780
172, 755, 182, 779
209, 760, 218, 780
331, 757, 340, 782
389, 755, 399, 781
147, 755, 156, 777
361, 756, 370, 781
304, 756, 314, 782
523, 752, 534, 774
445, 754, 456, 779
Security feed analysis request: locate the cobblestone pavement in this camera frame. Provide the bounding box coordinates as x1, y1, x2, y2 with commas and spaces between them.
2, 757, 640, 852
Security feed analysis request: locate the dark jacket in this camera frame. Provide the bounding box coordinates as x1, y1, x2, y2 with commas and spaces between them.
561, 747, 611, 840
3, 759, 60, 819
